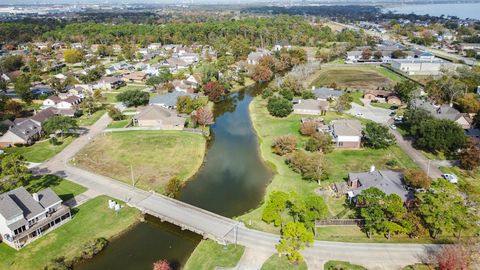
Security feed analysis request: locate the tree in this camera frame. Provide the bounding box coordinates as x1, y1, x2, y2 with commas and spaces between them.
361, 48, 372, 60
116, 90, 149, 107
14, 74, 33, 103
410, 118, 467, 153
417, 179, 473, 238
334, 93, 352, 112
300, 121, 317, 136
300, 196, 328, 229
305, 132, 333, 153
267, 97, 292, 117
0, 154, 32, 192
286, 151, 327, 183
203, 81, 225, 102
176, 96, 194, 114
63, 49, 84, 63
4, 99, 23, 116
42, 116, 78, 138
251, 65, 273, 82
164, 177, 183, 198
391, 50, 407, 59
195, 106, 214, 128
108, 106, 124, 121
474, 110, 480, 128
279, 88, 294, 101
373, 50, 383, 60
404, 169, 432, 189
0, 55, 24, 73
276, 222, 314, 263
457, 93, 480, 113
262, 191, 289, 227
362, 122, 395, 149
258, 55, 275, 70
435, 245, 469, 270
459, 138, 480, 170
80, 96, 100, 116
425, 76, 466, 106
153, 259, 172, 270
272, 135, 297, 156
393, 80, 418, 104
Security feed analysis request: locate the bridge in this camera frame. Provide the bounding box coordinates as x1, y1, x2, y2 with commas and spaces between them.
34, 113, 440, 268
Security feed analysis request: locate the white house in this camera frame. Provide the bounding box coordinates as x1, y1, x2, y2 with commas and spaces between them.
247, 49, 271, 65
42, 95, 82, 110
391, 58, 448, 75
147, 43, 162, 51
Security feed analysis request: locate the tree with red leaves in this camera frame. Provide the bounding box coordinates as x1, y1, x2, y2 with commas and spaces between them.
153, 259, 171, 270
436, 245, 468, 270
203, 81, 225, 102
251, 65, 273, 82
195, 106, 214, 128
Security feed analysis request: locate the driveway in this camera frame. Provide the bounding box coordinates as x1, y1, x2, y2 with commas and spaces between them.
346, 101, 392, 124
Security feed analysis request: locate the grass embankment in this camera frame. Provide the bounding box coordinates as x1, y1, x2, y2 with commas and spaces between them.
183, 240, 245, 270
260, 255, 307, 270
237, 97, 421, 242
0, 196, 140, 270
107, 115, 133, 128
74, 130, 206, 193
77, 110, 106, 127
309, 65, 403, 90
324, 260, 367, 270
5, 136, 75, 163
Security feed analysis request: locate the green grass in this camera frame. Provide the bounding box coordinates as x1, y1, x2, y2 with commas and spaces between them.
26, 174, 87, 202
440, 167, 480, 214
5, 136, 75, 163
350, 91, 364, 106
0, 196, 140, 270
117, 85, 146, 92
309, 65, 403, 90
238, 96, 419, 241
103, 92, 119, 103
107, 116, 132, 128
77, 109, 106, 127
74, 131, 206, 193
260, 255, 307, 270
370, 102, 394, 109
324, 260, 367, 270
184, 240, 245, 270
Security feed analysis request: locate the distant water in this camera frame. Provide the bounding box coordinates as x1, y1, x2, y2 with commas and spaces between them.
385, 3, 480, 20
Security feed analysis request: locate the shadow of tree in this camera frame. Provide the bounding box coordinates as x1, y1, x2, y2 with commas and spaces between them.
27, 174, 63, 193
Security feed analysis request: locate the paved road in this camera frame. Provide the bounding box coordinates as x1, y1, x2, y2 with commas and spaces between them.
347, 101, 392, 124
34, 111, 441, 269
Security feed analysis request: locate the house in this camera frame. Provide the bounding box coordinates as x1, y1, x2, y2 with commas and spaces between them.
147, 43, 163, 51
30, 84, 53, 97
293, 99, 329, 115
0, 119, 41, 147
364, 90, 402, 105
0, 186, 71, 250
172, 80, 195, 93
340, 167, 413, 203
132, 105, 185, 130
391, 58, 447, 76
185, 74, 201, 88
94, 77, 125, 90
329, 119, 363, 148
122, 71, 147, 83
42, 95, 81, 110
161, 58, 189, 73
247, 49, 271, 65
68, 84, 93, 98
312, 87, 343, 101
149, 91, 197, 109
273, 43, 292, 52
411, 99, 472, 129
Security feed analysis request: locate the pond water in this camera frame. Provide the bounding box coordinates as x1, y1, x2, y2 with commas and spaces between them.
77, 85, 272, 270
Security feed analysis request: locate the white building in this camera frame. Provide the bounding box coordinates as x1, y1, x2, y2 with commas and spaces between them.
391, 58, 447, 75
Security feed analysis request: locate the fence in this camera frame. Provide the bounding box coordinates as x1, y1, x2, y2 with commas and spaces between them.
315, 219, 365, 227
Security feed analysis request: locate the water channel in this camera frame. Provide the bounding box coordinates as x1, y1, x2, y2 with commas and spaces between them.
77, 85, 272, 270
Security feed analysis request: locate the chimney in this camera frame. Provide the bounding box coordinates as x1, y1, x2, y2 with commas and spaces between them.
32, 193, 39, 202
370, 165, 375, 173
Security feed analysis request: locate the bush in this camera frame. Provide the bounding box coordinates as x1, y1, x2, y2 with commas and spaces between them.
385, 159, 398, 167
108, 107, 124, 121
301, 91, 315, 99
267, 96, 292, 117
300, 121, 317, 136
116, 90, 149, 107
81, 238, 108, 259
404, 169, 431, 189
164, 177, 183, 198
261, 88, 273, 99
44, 257, 73, 270
279, 88, 294, 100
272, 135, 297, 156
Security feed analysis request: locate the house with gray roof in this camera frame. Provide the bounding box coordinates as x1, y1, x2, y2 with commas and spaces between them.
133, 105, 185, 130
329, 119, 363, 148
312, 87, 344, 101
0, 119, 41, 147
0, 187, 71, 249
150, 91, 197, 109
411, 99, 472, 129
293, 99, 329, 115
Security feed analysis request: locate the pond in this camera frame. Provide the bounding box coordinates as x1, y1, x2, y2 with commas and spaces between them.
77, 85, 272, 270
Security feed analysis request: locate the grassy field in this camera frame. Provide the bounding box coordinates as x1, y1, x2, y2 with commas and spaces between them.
0, 196, 140, 270
74, 131, 206, 193
107, 115, 133, 128
77, 109, 106, 127
5, 136, 75, 163
183, 240, 245, 270
310, 65, 403, 90
26, 175, 87, 202
260, 255, 307, 270
237, 96, 419, 241
324, 260, 367, 270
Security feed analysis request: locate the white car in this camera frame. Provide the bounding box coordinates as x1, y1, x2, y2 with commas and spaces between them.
389, 124, 397, 130
355, 112, 363, 117
442, 173, 458, 184
394, 116, 404, 122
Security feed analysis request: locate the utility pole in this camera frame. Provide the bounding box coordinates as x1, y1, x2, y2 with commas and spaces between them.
130, 164, 135, 187
427, 159, 431, 177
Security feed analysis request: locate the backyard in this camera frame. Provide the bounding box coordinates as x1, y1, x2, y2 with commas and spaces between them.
0, 196, 140, 270
309, 65, 404, 90
183, 240, 245, 270
5, 136, 75, 163
73, 130, 206, 193
237, 96, 420, 241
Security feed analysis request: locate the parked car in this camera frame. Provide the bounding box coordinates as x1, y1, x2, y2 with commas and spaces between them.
355, 112, 363, 117
394, 115, 404, 122
442, 173, 458, 184
390, 105, 399, 110
389, 124, 397, 130
389, 111, 396, 116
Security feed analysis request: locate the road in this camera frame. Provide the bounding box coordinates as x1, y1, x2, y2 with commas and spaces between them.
347, 101, 392, 124
32, 112, 441, 269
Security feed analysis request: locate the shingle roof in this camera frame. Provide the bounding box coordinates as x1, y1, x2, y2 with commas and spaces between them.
349, 170, 413, 201
134, 105, 185, 127
331, 119, 363, 137
411, 99, 462, 121
0, 191, 23, 220
8, 119, 41, 141
37, 188, 62, 209
293, 99, 329, 111
313, 87, 343, 99
3, 187, 45, 220
150, 91, 196, 108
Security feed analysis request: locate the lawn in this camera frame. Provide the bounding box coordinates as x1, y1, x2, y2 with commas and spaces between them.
260, 255, 307, 270
26, 174, 87, 202
324, 260, 367, 270
309, 65, 403, 90
77, 109, 106, 127
73, 131, 206, 193
107, 115, 133, 128
440, 166, 480, 215
0, 196, 140, 270
237, 96, 419, 240
117, 85, 146, 92
183, 240, 245, 270
370, 102, 394, 110
5, 136, 75, 163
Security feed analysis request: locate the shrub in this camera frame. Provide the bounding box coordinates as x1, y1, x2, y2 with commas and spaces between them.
279, 88, 294, 100
272, 135, 297, 156
404, 169, 432, 189
108, 106, 124, 121
267, 96, 292, 117
81, 238, 108, 259
44, 257, 73, 270
116, 90, 149, 107
385, 159, 398, 167
261, 88, 273, 99
164, 177, 183, 198
301, 91, 315, 99
300, 121, 317, 136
